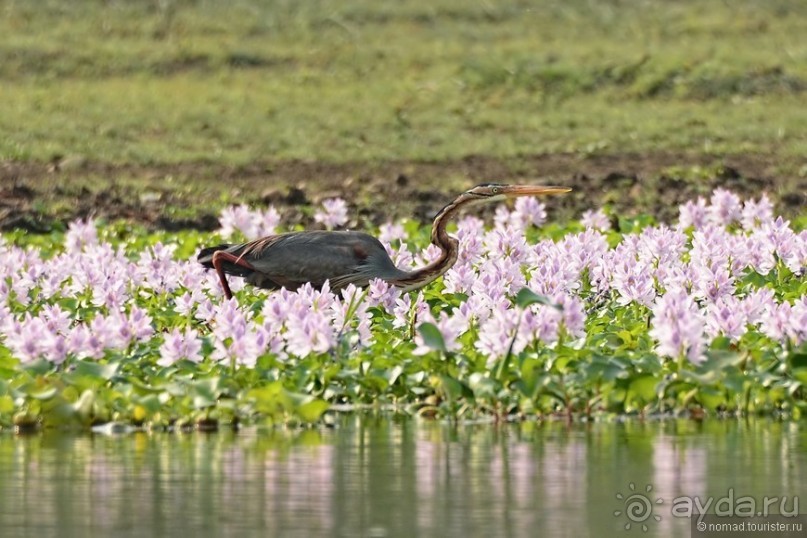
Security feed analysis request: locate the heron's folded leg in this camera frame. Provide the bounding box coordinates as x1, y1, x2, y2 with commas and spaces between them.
211, 251, 256, 300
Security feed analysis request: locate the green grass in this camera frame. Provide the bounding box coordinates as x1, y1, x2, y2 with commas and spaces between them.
1, 0, 806, 164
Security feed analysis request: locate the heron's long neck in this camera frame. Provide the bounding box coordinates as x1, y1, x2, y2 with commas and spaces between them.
392, 198, 461, 291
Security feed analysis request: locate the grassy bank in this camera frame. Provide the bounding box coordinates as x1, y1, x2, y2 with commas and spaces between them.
1, 0, 806, 165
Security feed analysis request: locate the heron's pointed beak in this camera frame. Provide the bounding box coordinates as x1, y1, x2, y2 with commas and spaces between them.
501, 185, 572, 197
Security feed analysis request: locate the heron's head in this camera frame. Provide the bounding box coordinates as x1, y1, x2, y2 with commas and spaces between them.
463, 183, 572, 205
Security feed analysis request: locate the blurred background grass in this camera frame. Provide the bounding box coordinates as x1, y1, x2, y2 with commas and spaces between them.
1, 0, 806, 165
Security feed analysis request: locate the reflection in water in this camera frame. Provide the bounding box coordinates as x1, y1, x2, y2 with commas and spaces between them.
1, 418, 805, 538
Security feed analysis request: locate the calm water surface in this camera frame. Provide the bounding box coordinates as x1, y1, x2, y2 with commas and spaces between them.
1, 417, 805, 538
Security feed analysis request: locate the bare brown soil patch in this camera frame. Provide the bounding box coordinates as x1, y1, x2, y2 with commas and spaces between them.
1, 152, 804, 232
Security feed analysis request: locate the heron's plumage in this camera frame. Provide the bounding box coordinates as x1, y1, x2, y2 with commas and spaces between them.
198, 230, 409, 291
198, 184, 570, 299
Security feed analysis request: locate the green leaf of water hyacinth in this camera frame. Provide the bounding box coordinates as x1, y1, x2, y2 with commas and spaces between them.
437, 374, 473, 401
514, 288, 559, 310
296, 399, 330, 423
790, 351, 807, 371
29, 387, 59, 401
628, 374, 659, 403
792, 369, 807, 386
75, 359, 120, 381
418, 322, 447, 353
191, 378, 220, 408
698, 386, 726, 411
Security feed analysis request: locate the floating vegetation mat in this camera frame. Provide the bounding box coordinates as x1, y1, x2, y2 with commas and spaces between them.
0, 189, 805, 430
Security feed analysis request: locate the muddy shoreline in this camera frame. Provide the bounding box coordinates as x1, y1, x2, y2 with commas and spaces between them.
1, 152, 804, 232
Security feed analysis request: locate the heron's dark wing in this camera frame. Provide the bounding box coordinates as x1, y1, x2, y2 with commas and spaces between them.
233, 230, 408, 291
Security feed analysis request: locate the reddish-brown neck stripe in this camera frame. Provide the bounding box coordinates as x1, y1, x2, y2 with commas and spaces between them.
389, 194, 469, 291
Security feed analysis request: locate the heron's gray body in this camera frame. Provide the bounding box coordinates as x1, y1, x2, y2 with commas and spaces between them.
198, 230, 410, 291
198, 184, 570, 299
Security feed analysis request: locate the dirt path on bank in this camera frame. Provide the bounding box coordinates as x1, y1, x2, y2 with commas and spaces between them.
1, 152, 804, 232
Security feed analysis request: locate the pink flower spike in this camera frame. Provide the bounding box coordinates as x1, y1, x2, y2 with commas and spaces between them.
741, 194, 774, 231
792, 297, 807, 344
708, 188, 742, 226
366, 278, 400, 311
64, 218, 99, 253
378, 222, 406, 245
649, 289, 706, 364
314, 198, 349, 230
258, 206, 281, 237
705, 296, 747, 341
158, 328, 203, 367
611, 260, 657, 307
678, 197, 708, 229
581, 208, 611, 231
219, 204, 261, 240
513, 196, 547, 229
475, 305, 522, 366
759, 301, 797, 344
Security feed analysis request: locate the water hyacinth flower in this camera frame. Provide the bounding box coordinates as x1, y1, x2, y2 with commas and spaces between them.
494, 197, 547, 231
708, 188, 742, 226
284, 308, 336, 357
759, 301, 799, 344
413, 243, 443, 268
64, 218, 99, 253
705, 296, 747, 341
314, 198, 349, 230
475, 258, 526, 298
92, 279, 128, 310
792, 297, 807, 344
742, 287, 776, 326
529, 252, 579, 297
553, 294, 586, 339
388, 243, 416, 272
580, 208, 611, 231
219, 204, 261, 240
158, 328, 203, 366
678, 197, 709, 230
741, 194, 774, 231
442, 263, 477, 295
209, 299, 264, 367
366, 278, 400, 311
3, 314, 49, 363
257, 206, 281, 237
638, 225, 687, 266
513, 196, 548, 228
483, 227, 530, 263
475, 304, 524, 365
174, 290, 205, 317
39, 304, 72, 334
212, 329, 263, 368
331, 284, 372, 345
760, 217, 807, 274
378, 222, 406, 245
455, 216, 485, 263
739, 232, 777, 276
649, 289, 706, 364
690, 225, 731, 268
692, 261, 735, 303
392, 292, 428, 329
610, 259, 657, 307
